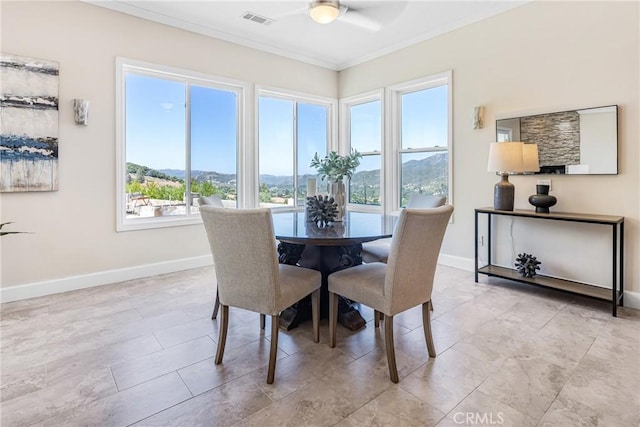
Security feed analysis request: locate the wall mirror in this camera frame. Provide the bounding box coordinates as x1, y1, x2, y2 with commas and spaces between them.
496, 105, 618, 175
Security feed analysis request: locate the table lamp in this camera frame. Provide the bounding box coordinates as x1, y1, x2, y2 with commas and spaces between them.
522, 143, 540, 174
487, 142, 524, 210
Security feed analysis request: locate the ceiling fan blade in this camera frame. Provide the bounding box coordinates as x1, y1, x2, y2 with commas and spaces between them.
338, 9, 382, 32
271, 6, 308, 21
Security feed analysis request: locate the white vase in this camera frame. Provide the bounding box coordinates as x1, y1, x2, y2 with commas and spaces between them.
329, 179, 346, 222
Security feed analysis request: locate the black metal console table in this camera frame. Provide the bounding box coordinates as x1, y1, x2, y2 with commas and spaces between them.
474, 207, 624, 316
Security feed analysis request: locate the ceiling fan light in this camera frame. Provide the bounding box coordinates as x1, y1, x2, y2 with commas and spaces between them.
310, 2, 340, 24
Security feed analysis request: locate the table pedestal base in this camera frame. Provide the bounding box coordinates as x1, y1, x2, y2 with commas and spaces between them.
277, 242, 366, 331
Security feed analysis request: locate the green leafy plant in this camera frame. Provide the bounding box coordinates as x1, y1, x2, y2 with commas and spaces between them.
0, 222, 30, 237
310, 150, 362, 181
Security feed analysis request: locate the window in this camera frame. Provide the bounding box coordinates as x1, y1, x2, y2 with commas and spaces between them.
391, 72, 452, 209
497, 127, 512, 142
257, 89, 334, 208
342, 92, 383, 208
116, 58, 244, 231
342, 73, 451, 214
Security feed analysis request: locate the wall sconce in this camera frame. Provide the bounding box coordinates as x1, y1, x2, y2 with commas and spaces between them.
473, 106, 485, 130
73, 99, 89, 126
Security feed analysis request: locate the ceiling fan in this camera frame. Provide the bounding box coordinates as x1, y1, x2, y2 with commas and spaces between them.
278, 1, 403, 32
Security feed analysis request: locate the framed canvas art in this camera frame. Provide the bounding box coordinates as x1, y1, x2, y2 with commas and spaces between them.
0, 53, 59, 192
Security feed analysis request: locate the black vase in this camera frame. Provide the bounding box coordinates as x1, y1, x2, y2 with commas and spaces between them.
529, 184, 557, 213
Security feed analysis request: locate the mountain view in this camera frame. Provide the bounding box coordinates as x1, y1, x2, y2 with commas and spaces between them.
125, 153, 448, 206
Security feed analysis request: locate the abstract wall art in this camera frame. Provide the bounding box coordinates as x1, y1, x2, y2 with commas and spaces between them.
1, 53, 59, 192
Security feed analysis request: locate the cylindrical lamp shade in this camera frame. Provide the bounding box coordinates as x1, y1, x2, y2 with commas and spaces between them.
487, 142, 524, 173
310, 2, 340, 23
522, 143, 540, 172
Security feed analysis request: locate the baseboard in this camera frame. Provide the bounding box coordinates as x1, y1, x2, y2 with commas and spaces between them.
3, 253, 638, 311
623, 291, 640, 310
438, 253, 474, 272
0, 255, 213, 304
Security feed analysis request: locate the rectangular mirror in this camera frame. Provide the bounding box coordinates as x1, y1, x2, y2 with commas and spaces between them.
496, 105, 618, 174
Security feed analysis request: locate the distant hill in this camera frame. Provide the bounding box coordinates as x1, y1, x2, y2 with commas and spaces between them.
148, 153, 447, 189
351, 152, 448, 188
127, 162, 180, 182
401, 153, 448, 183
158, 169, 237, 183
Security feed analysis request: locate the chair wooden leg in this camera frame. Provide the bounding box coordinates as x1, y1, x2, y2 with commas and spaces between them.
215, 305, 229, 364
422, 301, 436, 358
267, 315, 279, 384
374, 310, 380, 328
311, 289, 320, 343
260, 314, 266, 330
384, 314, 399, 383
211, 290, 220, 320
329, 291, 338, 348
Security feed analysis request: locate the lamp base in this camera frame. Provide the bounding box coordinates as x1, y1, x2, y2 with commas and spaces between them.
494, 174, 515, 211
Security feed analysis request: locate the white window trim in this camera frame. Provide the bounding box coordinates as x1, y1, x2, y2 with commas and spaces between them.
115, 57, 249, 231
387, 70, 453, 216
340, 89, 385, 213
255, 85, 337, 210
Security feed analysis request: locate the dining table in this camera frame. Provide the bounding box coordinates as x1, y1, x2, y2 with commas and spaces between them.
272, 210, 397, 331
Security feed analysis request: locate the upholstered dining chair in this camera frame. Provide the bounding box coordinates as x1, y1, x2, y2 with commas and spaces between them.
328, 205, 453, 383
198, 196, 225, 321
200, 206, 321, 384
198, 195, 224, 208
360, 194, 446, 264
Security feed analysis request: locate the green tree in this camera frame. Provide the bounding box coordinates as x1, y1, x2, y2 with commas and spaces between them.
135, 166, 146, 184
126, 181, 142, 194
200, 181, 217, 197
259, 183, 272, 203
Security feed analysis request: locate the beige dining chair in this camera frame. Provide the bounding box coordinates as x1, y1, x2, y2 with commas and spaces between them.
328, 205, 453, 383
200, 206, 321, 384
360, 194, 446, 264
198, 195, 226, 321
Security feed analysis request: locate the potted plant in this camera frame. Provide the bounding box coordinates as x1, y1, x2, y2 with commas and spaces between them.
310, 150, 362, 221
310, 150, 362, 182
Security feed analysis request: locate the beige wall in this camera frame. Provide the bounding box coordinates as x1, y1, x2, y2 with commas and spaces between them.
340, 1, 639, 296
1, 1, 639, 304
0, 1, 337, 291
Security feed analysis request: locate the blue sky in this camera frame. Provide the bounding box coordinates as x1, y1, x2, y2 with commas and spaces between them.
258, 97, 327, 176
402, 85, 447, 149
126, 73, 446, 177
126, 73, 237, 174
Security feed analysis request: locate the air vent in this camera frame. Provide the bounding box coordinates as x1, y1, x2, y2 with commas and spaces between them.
242, 12, 275, 26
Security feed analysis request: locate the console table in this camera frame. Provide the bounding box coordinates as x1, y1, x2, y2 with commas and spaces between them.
474, 208, 624, 316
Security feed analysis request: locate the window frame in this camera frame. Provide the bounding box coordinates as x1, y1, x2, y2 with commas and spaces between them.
115, 57, 248, 231
340, 89, 385, 213
255, 86, 337, 210
387, 71, 453, 215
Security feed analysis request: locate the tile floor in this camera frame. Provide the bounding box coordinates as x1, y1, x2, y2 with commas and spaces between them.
1, 265, 638, 426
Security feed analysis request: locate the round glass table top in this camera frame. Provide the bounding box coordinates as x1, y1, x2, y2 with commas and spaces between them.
272, 210, 396, 246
